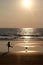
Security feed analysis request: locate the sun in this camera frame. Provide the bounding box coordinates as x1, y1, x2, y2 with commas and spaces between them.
22, 0, 32, 8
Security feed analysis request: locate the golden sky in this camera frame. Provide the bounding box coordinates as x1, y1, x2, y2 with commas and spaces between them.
0, 0, 43, 28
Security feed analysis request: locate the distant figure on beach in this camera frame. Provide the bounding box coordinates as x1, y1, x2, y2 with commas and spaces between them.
25, 47, 28, 52
7, 42, 13, 53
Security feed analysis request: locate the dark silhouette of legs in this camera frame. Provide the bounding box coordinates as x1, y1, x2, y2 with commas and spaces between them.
7, 42, 13, 53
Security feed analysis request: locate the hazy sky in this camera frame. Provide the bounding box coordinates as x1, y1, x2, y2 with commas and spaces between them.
0, 0, 43, 28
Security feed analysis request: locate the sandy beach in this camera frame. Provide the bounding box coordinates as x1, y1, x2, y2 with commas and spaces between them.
0, 52, 43, 65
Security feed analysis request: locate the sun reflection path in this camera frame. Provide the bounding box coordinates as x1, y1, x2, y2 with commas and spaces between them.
15, 42, 43, 53
15, 51, 38, 54
15, 43, 35, 47
22, 28, 33, 35
15, 42, 36, 53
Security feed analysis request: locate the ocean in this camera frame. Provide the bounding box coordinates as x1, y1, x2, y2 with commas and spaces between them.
0, 28, 43, 53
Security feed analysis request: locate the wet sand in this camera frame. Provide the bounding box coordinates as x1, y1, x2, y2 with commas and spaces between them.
0, 52, 43, 65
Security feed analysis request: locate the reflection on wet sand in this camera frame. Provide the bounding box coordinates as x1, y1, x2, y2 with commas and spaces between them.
15, 50, 38, 53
